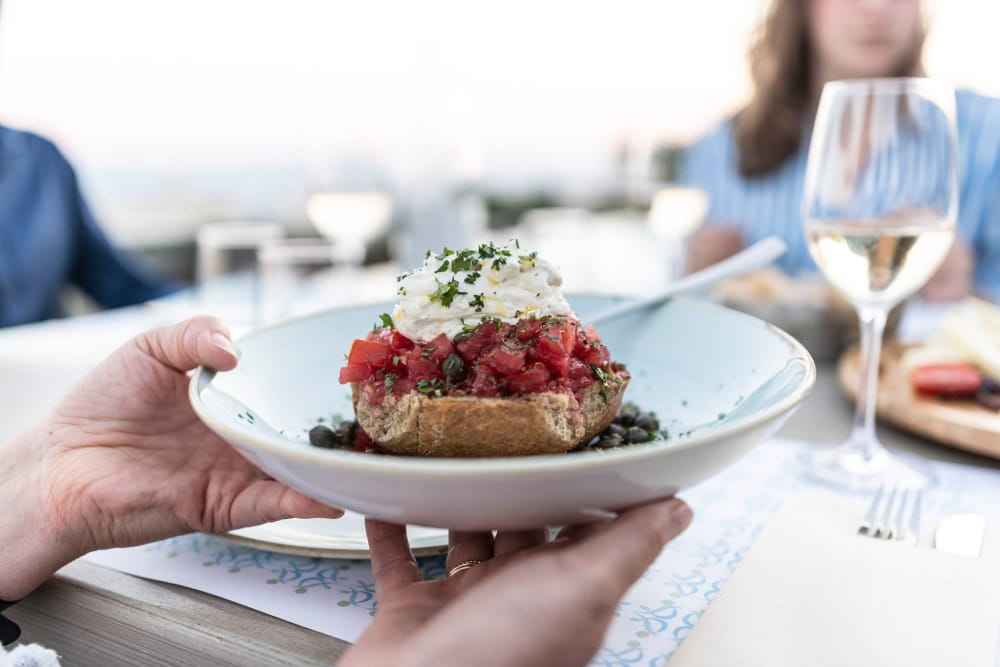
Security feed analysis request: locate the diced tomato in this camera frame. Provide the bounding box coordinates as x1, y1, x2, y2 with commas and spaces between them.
531, 345, 570, 376
470, 370, 502, 397
423, 333, 455, 364
515, 318, 543, 343
405, 347, 443, 380
567, 358, 594, 386
456, 325, 498, 364
339, 314, 622, 401
339, 363, 371, 384
911, 363, 984, 397
505, 362, 551, 393
390, 330, 415, 351
346, 339, 391, 369
480, 344, 527, 375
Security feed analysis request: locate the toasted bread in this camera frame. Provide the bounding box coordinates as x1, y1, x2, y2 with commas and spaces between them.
351, 369, 629, 457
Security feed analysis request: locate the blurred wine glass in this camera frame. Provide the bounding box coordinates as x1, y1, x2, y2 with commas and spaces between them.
305, 191, 393, 266
802, 78, 958, 489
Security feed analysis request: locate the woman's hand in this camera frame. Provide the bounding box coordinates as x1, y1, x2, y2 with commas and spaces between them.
922, 238, 973, 302
0, 316, 340, 599
342, 498, 693, 667
685, 224, 746, 274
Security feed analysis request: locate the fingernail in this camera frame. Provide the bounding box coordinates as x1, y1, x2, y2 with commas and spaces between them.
669, 499, 693, 531
211, 332, 237, 357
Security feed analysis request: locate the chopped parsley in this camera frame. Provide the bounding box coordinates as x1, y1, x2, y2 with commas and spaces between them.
435, 261, 450, 273
416, 379, 444, 397
591, 364, 611, 403
470, 293, 486, 312
384, 373, 398, 393
464, 271, 481, 284
430, 278, 466, 307
518, 251, 538, 267
378, 312, 394, 329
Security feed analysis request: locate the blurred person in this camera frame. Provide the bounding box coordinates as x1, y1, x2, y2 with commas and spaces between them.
0, 315, 691, 664
682, 0, 1000, 302
0, 126, 177, 327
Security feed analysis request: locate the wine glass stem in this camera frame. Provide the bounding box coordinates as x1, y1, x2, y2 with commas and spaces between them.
847, 305, 889, 460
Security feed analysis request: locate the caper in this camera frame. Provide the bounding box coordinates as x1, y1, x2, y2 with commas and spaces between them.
594, 435, 619, 449
625, 426, 651, 444
606, 423, 626, 437
309, 425, 338, 449
635, 415, 660, 433
616, 404, 639, 426
332, 421, 355, 445
443, 354, 468, 383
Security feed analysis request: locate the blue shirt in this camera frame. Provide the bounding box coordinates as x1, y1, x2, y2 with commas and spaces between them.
681, 90, 1000, 301
0, 127, 176, 327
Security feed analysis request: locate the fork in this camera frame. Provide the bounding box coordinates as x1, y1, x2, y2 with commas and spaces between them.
857, 484, 923, 544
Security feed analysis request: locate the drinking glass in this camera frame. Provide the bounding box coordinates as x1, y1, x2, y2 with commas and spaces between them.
196, 221, 285, 327
802, 78, 958, 489
257, 238, 357, 324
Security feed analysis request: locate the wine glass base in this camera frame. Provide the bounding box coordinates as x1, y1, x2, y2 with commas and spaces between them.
799, 443, 934, 491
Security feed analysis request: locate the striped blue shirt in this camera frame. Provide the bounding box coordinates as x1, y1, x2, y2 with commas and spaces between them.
681, 90, 1000, 300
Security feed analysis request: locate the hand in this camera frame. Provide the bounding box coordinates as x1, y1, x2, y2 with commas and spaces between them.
921, 238, 973, 302
342, 498, 693, 667
685, 224, 746, 273
0, 316, 340, 599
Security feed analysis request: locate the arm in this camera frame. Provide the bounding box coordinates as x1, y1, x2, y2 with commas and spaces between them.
972, 167, 1000, 303
0, 317, 340, 600
679, 126, 747, 274
49, 147, 179, 308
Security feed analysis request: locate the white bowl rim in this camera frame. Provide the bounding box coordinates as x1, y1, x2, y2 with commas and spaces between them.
189, 297, 816, 478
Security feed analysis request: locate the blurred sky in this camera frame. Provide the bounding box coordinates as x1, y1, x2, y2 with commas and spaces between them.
0, 0, 997, 242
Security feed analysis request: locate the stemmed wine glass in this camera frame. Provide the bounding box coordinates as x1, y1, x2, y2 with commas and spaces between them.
802, 78, 958, 489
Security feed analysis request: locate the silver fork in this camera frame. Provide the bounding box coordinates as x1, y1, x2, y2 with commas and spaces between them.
858, 484, 923, 544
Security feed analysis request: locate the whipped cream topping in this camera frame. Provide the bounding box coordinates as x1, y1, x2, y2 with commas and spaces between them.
392, 243, 575, 342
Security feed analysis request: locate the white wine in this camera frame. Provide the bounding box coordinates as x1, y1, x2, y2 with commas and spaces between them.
806, 219, 954, 306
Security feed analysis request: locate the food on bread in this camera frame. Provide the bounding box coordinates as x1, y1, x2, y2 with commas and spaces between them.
338, 242, 629, 457
902, 297, 1000, 409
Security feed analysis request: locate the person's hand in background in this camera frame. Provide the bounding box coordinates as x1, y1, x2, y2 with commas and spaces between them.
685, 224, 746, 274
0, 316, 341, 600
342, 498, 693, 667
921, 238, 973, 302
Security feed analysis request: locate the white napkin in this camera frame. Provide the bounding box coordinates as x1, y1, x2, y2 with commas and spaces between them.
669, 495, 1000, 667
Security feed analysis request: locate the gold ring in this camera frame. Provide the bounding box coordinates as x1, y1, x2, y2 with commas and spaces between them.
447, 559, 483, 577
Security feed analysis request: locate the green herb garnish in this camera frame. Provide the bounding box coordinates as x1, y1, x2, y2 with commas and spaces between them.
378, 312, 394, 329
470, 293, 486, 312
430, 278, 466, 307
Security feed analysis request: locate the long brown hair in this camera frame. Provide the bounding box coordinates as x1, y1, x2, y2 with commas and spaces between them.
734, 0, 925, 178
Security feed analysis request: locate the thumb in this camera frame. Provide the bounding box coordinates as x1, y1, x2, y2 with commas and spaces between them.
135, 316, 239, 374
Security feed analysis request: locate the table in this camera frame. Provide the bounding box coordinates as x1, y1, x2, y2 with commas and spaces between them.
3, 307, 998, 666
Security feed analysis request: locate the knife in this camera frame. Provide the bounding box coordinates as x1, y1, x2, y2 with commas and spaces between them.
934, 513, 987, 557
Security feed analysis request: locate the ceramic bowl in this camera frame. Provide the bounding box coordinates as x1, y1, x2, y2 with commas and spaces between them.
190, 296, 815, 530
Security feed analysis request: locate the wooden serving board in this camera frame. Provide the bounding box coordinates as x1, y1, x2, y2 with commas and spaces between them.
838, 343, 1000, 460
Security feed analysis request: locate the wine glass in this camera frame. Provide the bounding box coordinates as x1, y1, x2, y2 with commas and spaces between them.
802, 78, 958, 489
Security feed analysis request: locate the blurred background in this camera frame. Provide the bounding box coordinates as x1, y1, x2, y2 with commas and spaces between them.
0, 0, 998, 319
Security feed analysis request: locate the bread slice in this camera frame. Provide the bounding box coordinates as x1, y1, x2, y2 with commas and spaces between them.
352, 369, 629, 457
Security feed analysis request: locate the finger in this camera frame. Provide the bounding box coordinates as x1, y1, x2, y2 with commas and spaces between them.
566, 498, 692, 594
553, 518, 613, 544
493, 529, 548, 557
446, 531, 494, 573
135, 316, 238, 374
366, 519, 421, 598
225, 479, 344, 528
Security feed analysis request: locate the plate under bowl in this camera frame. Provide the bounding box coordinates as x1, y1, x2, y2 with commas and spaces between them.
190, 295, 815, 530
